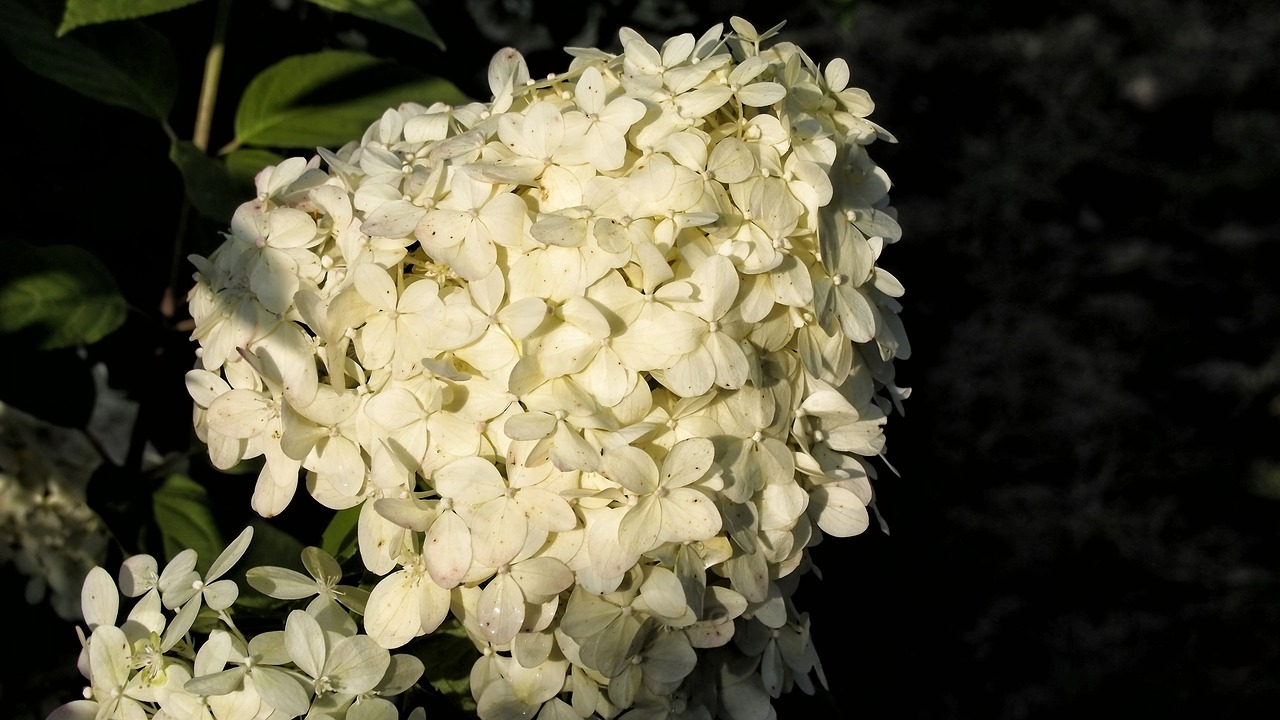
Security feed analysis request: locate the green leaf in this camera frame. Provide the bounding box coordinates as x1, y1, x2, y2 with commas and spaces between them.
321, 505, 362, 564
233, 519, 308, 610
233, 50, 468, 150
0, 241, 127, 350
413, 619, 479, 711
58, 0, 204, 35
225, 148, 285, 191
170, 141, 244, 223
0, 0, 177, 119
153, 474, 224, 572
301, 0, 443, 48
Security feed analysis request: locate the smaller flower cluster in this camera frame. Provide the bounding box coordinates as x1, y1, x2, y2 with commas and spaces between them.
49, 529, 426, 720
0, 400, 107, 621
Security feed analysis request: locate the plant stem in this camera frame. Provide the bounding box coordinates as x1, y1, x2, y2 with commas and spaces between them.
163, 0, 234, 321
194, 0, 233, 153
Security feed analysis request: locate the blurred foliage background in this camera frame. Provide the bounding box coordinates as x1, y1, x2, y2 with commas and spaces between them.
3, 0, 1279, 718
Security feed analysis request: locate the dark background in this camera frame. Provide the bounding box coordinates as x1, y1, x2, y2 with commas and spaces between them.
4, 0, 1280, 718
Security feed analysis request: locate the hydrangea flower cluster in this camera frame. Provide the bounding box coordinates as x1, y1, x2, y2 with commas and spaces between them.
184, 17, 907, 719
0, 400, 107, 621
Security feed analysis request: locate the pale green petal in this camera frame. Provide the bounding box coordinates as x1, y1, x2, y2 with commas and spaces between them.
514, 486, 578, 533
207, 526, 254, 581
265, 208, 319, 249
581, 613, 640, 678
327, 636, 390, 695
471, 497, 528, 568
642, 631, 697, 684
661, 437, 715, 488
602, 445, 659, 495
510, 557, 574, 599
497, 297, 549, 339
359, 502, 404, 576
707, 331, 750, 390
123, 590, 164, 637
313, 435, 366, 496
364, 388, 424, 431
160, 570, 201, 610
676, 86, 733, 118
184, 666, 248, 697
477, 681, 540, 720
584, 508, 637, 579
559, 589, 619, 641
250, 248, 300, 315
736, 81, 786, 107
185, 369, 230, 408
423, 510, 472, 589
161, 596, 201, 651
823, 414, 887, 456
89, 625, 130, 689
203, 578, 240, 611
808, 485, 870, 537
660, 345, 715, 398
81, 567, 118, 630
358, 314, 396, 371
531, 213, 587, 249
159, 549, 198, 593
378, 654, 426, 694
416, 573, 452, 636
416, 208, 473, 250
284, 609, 326, 679
117, 555, 158, 598
834, 283, 879, 343
725, 551, 768, 603
362, 199, 426, 239
617, 496, 662, 555
365, 572, 422, 649
707, 137, 755, 185
298, 543, 340, 584
537, 323, 597, 377
434, 456, 505, 503
550, 421, 602, 473
639, 566, 688, 622
658, 488, 721, 543
576, 347, 633, 408
253, 666, 313, 717
477, 572, 526, 644
248, 630, 290, 665
353, 263, 398, 312
574, 66, 608, 115
348, 697, 399, 720
508, 655, 568, 705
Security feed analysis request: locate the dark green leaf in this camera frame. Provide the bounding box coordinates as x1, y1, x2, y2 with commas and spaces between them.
170, 141, 244, 223
301, 0, 443, 48
0, 241, 127, 350
232, 519, 308, 610
153, 474, 224, 572
233, 50, 468, 149
0, 0, 177, 118
413, 619, 479, 711
321, 505, 361, 564
58, 0, 204, 35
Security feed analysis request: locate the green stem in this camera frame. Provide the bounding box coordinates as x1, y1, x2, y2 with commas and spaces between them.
193, 0, 233, 153
163, 0, 233, 321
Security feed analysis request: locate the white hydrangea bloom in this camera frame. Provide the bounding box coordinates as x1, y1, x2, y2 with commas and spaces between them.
187, 17, 908, 720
